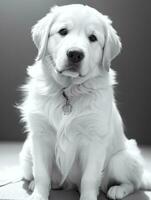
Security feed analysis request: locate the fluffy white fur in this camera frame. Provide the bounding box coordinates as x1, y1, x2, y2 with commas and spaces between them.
19, 4, 151, 200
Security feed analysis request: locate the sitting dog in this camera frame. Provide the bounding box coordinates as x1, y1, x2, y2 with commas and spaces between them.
19, 4, 151, 200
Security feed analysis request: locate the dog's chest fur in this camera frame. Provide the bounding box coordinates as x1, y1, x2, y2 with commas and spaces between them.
23, 66, 114, 183
39, 87, 101, 183
45, 89, 96, 130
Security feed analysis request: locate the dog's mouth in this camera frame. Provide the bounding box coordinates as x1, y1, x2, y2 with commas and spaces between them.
62, 70, 79, 78
57, 65, 81, 78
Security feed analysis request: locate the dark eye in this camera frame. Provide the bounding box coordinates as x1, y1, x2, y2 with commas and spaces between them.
58, 28, 68, 36
88, 34, 97, 42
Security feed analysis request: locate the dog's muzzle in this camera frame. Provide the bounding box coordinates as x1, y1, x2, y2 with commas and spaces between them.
56, 48, 85, 78
66, 48, 84, 64
51, 48, 85, 78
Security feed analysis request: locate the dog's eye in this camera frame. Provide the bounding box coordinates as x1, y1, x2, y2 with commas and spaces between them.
88, 34, 97, 42
58, 28, 68, 36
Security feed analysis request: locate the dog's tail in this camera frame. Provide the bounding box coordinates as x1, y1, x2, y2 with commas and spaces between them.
140, 170, 151, 191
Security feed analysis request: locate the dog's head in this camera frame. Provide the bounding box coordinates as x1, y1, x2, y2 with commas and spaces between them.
32, 4, 121, 85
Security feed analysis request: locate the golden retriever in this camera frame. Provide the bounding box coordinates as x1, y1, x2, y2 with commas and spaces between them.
19, 4, 151, 200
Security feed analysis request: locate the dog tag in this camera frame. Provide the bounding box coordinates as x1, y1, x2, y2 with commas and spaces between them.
63, 103, 72, 115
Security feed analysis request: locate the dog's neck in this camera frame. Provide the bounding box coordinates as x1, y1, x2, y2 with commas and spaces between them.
61, 75, 113, 115
62, 74, 110, 96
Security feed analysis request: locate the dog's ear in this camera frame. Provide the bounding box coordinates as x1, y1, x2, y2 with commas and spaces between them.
101, 16, 122, 72
32, 6, 59, 61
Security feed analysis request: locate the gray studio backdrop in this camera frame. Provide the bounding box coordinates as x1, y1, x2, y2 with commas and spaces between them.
0, 0, 151, 144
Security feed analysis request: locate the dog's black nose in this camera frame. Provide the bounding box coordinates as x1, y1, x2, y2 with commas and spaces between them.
67, 49, 84, 63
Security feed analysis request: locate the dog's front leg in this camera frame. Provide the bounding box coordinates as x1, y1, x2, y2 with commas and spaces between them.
80, 142, 106, 200
29, 134, 53, 200
27, 115, 55, 200
30, 136, 52, 200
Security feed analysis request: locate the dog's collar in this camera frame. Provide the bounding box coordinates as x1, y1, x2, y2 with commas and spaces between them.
61, 76, 110, 115
62, 90, 72, 115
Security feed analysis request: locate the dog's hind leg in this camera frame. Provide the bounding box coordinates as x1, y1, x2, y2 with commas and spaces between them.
102, 142, 143, 199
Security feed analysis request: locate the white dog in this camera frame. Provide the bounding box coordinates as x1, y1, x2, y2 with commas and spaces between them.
19, 4, 151, 200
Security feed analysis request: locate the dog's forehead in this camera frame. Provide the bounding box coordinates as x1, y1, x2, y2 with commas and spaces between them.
54, 4, 104, 27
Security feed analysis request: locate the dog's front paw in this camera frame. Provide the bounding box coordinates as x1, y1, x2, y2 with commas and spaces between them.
107, 184, 134, 199
28, 192, 48, 200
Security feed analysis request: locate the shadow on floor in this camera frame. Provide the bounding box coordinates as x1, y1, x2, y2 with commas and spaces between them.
0, 180, 151, 200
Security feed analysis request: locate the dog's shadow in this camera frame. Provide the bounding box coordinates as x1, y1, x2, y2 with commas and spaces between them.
23, 180, 151, 200
123, 191, 151, 200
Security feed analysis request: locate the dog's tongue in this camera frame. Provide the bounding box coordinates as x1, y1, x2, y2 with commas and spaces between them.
62, 70, 79, 78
